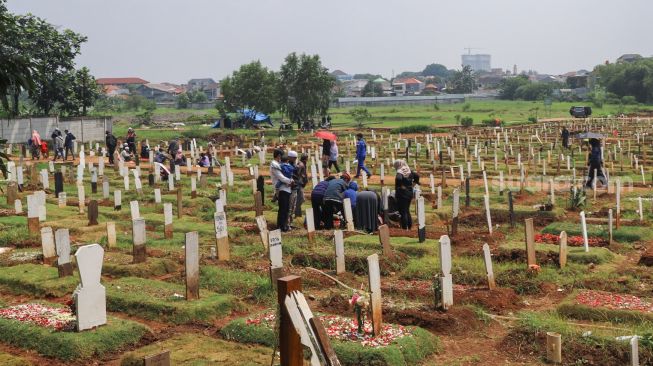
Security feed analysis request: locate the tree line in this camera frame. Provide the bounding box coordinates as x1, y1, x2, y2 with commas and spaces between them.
0, 0, 100, 117
220, 53, 335, 122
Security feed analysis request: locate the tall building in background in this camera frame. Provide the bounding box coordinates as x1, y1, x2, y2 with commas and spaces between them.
461, 54, 491, 72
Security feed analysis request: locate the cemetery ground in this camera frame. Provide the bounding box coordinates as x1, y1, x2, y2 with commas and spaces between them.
1, 115, 653, 365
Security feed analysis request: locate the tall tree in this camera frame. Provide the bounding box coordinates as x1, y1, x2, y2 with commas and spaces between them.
278, 53, 335, 122
221, 60, 278, 114
448, 66, 475, 94
422, 63, 451, 78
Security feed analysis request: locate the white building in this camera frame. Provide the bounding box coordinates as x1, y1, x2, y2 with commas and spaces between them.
461, 54, 491, 72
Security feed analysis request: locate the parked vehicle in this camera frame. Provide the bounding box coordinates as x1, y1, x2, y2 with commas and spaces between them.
569, 106, 592, 118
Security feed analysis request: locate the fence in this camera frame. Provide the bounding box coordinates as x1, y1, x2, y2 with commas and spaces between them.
333, 93, 496, 107
0, 116, 113, 143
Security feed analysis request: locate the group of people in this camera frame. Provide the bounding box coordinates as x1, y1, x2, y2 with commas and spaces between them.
269, 131, 421, 234
27, 128, 76, 161
270, 149, 308, 232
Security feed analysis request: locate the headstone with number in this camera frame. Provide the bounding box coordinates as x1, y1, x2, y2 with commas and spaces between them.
214, 211, 229, 261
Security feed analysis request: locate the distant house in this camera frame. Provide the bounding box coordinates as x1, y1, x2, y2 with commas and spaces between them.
477, 74, 505, 89
96, 77, 149, 89
103, 85, 130, 97
422, 84, 440, 95
135, 83, 180, 102
617, 54, 643, 63
331, 70, 353, 81
341, 79, 369, 97
187, 78, 220, 100
372, 78, 392, 95
392, 77, 424, 96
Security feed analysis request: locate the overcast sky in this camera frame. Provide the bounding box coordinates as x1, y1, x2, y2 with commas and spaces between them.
8, 0, 653, 84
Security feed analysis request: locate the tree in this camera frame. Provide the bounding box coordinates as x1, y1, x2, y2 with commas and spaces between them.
177, 93, 190, 109
498, 75, 530, 100
188, 89, 208, 103
422, 63, 450, 78
278, 53, 335, 122
350, 108, 372, 129
361, 81, 384, 97
0, 1, 34, 116
448, 66, 475, 94
59, 67, 100, 116
221, 60, 278, 114
593, 59, 653, 103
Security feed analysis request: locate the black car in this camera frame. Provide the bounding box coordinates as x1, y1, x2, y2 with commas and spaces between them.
569, 106, 592, 118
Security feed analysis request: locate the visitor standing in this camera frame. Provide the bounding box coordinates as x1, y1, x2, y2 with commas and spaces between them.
586, 138, 605, 188
394, 159, 419, 229
293, 154, 309, 218
270, 149, 294, 232
328, 140, 340, 173
561, 127, 570, 149
105, 131, 117, 164
126, 128, 137, 155
322, 138, 331, 175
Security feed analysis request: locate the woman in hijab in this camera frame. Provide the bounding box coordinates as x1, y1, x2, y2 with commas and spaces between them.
30, 130, 42, 160
394, 159, 419, 230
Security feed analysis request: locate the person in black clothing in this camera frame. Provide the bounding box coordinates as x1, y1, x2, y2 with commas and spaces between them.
322, 172, 351, 229
586, 138, 605, 188
561, 127, 570, 149
105, 131, 117, 164
310, 175, 334, 229
321, 138, 331, 173
394, 159, 419, 229
64, 130, 76, 160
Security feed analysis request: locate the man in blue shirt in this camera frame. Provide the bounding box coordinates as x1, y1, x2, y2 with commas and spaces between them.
354, 133, 372, 178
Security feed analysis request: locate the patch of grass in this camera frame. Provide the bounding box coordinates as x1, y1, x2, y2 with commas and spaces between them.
103, 252, 179, 278
119, 333, 272, 366
0, 352, 31, 366
221, 314, 440, 366
390, 125, 432, 134
199, 266, 273, 304
0, 264, 78, 297
0, 305, 149, 361
106, 277, 240, 324
542, 221, 652, 242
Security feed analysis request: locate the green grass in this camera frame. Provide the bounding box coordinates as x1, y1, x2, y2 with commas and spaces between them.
106, 277, 240, 324
0, 264, 78, 297
102, 252, 180, 278
221, 313, 440, 366
542, 221, 653, 243
0, 304, 149, 361
198, 266, 274, 304
512, 311, 653, 365
119, 333, 273, 366
0, 352, 31, 366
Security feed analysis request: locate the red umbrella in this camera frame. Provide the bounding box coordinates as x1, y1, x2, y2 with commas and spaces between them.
314, 130, 337, 141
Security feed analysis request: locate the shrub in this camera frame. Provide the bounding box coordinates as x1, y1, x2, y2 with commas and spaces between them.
459, 116, 473, 128
622, 95, 637, 105
461, 103, 471, 112
527, 116, 537, 123
481, 119, 503, 127
391, 125, 432, 134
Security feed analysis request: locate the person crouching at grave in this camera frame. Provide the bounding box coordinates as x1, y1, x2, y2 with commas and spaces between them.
323, 172, 351, 229
105, 131, 118, 164
394, 159, 420, 230
120, 146, 133, 162
310, 172, 334, 230
293, 154, 309, 219
585, 138, 605, 188
140, 143, 150, 159
270, 149, 294, 232
198, 152, 210, 167
53, 132, 65, 161
63, 129, 76, 160
174, 149, 186, 166
344, 181, 358, 225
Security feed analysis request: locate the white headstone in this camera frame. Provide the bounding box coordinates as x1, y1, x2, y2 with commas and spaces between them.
130, 200, 140, 220
334, 230, 345, 274
41, 227, 56, 260
154, 188, 161, 203
55, 228, 71, 266
268, 229, 283, 269
73, 244, 106, 331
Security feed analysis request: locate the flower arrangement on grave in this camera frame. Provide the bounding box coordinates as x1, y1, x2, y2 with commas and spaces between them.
535, 233, 605, 247
575, 290, 653, 312
0, 303, 76, 331
349, 291, 369, 334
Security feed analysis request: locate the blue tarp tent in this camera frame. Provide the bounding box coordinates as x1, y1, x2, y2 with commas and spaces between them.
241, 109, 272, 124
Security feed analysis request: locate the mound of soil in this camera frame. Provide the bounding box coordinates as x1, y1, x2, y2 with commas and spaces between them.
638, 246, 653, 266
455, 287, 522, 314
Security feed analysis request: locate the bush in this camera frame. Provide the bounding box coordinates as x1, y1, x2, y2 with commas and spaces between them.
461, 103, 471, 112
391, 125, 432, 134
527, 117, 537, 123
622, 95, 638, 105
481, 119, 503, 127
459, 116, 473, 128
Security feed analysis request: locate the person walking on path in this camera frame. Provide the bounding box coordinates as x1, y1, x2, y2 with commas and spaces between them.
394, 159, 419, 229
561, 127, 570, 149
585, 138, 605, 188
105, 131, 117, 164
53, 132, 65, 161
328, 140, 340, 173
64, 129, 76, 160
270, 149, 294, 232
354, 133, 371, 178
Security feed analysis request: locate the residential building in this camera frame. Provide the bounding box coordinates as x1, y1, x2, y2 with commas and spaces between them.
135, 83, 180, 102
96, 77, 149, 89
331, 70, 353, 81
461, 54, 491, 72
617, 54, 643, 63
392, 77, 424, 96
187, 78, 220, 100
103, 85, 130, 97
341, 79, 369, 97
